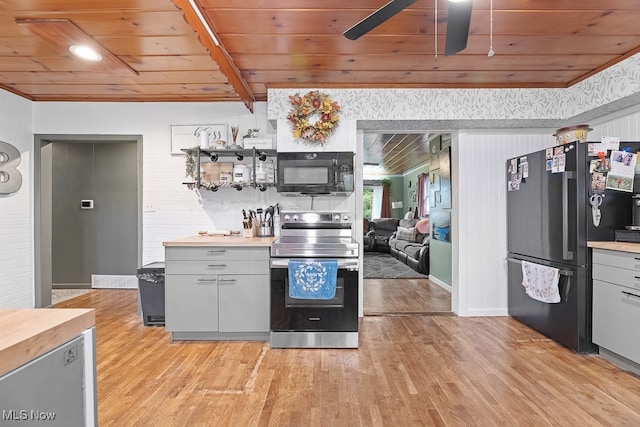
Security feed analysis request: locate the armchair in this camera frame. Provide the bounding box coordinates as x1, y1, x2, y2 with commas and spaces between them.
367, 218, 400, 252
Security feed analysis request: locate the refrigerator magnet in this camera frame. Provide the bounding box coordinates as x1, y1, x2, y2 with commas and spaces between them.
605, 173, 634, 192
557, 154, 566, 172
601, 136, 621, 151
546, 159, 553, 171
587, 143, 603, 156
546, 148, 553, 160
591, 172, 606, 191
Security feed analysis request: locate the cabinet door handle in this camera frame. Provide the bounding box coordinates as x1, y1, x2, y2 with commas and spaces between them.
207, 264, 227, 269
218, 278, 236, 285
622, 290, 640, 299
197, 278, 217, 284
207, 249, 227, 255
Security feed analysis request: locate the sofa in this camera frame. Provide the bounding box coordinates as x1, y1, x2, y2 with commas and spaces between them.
388, 218, 430, 275
366, 217, 430, 275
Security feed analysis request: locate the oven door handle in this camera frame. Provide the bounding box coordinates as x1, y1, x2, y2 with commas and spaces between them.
270, 258, 359, 271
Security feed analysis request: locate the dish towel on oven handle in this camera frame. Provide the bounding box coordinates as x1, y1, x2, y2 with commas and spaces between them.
521, 260, 561, 303
288, 259, 338, 299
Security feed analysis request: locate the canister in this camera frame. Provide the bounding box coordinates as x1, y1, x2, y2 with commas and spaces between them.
256, 163, 267, 183
219, 170, 232, 183
233, 163, 249, 183
265, 160, 275, 183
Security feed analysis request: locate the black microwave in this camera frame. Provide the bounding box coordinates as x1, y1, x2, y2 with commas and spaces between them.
276, 151, 354, 196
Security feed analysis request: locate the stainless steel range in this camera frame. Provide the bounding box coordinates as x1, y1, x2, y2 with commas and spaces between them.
270, 211, 359, 348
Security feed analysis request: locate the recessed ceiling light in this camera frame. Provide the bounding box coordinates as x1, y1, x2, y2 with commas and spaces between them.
69, 45, 102, 61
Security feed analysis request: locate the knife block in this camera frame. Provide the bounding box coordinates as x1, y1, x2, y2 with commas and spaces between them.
243, 225, 257, 238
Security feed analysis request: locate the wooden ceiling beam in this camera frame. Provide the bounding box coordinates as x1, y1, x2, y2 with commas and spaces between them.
172, 0, 255, 112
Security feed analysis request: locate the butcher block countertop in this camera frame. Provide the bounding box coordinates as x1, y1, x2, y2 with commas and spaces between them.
588, 241, 640, 254
0, 308, 95, 377
163, 235, 276, 247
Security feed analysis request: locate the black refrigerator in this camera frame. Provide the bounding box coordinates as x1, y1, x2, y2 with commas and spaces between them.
506, 140, 640, 353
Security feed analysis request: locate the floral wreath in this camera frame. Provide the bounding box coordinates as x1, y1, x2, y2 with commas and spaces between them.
287, 91, 340, 145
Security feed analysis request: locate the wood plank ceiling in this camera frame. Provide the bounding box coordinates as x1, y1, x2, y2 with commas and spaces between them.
362, 132, 436, 176
0, 0, 639, 173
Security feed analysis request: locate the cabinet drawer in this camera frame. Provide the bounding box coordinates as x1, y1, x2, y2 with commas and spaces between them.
592, 263, 640, 290
166, 260, 269, 275
593, 279, 640, 363
593, 248, 640, 272
166, 246, 269, 261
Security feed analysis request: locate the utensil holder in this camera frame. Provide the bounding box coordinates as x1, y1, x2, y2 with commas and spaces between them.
258, 225, 273, 237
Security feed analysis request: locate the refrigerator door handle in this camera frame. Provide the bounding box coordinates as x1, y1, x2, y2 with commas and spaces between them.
562, 276, 572, 301
562, 171, 575, 261
506, 257, 574, 277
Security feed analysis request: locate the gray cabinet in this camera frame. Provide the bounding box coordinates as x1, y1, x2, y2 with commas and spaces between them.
0, 332, 96, 427
165, 246, 270, 340
218, 274, 269, 333
592, 248, 640, 371
165, 273, 218, 332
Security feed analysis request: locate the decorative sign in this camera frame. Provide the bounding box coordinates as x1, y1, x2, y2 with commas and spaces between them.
170, 124, 228, 154
0, 141, 22, 194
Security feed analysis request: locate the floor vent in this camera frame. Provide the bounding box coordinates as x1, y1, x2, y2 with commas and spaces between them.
91, 275, 138, 289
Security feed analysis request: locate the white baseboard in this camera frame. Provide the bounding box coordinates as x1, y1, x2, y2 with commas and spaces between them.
457, 309, 509, 317
91, 275, 138, 289
428, 275, 452, 293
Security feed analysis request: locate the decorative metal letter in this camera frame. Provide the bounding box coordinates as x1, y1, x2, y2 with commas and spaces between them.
0, 141, 22, 194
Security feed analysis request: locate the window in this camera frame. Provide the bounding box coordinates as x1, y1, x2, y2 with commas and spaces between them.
363, 187, 373, 219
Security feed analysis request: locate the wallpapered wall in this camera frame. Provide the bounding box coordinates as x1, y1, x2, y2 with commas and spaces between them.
267, 54, 640, 126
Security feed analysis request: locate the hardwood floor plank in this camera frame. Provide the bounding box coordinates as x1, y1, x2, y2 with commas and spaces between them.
364, 277, 451, 315
55, 290, 640, 426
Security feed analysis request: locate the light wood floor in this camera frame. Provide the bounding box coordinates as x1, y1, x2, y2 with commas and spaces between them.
57, 290, 640, 426
364, 278, 452, 315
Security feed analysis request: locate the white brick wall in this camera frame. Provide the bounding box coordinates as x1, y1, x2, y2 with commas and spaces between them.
0, 91, 33, 308
31, 102, 355, 267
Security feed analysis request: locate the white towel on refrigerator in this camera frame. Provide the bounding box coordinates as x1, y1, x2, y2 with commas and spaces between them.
521, 260, 561, 303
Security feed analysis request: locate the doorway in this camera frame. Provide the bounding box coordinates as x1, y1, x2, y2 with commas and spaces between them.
359, 130, 452, 315
34, 135, 142, 307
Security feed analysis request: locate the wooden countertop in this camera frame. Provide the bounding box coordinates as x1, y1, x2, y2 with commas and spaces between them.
163, 235, 277, 247
0, 308, 95, 377
588, 241, 640, 254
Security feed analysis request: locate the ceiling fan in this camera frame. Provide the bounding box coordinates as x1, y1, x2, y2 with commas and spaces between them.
343, 0, 473, 56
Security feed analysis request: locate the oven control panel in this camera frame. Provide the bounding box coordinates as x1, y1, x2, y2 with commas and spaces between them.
281, 211, 350, 224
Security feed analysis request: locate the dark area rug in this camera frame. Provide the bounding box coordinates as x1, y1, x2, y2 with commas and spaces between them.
363, 252, 428, 279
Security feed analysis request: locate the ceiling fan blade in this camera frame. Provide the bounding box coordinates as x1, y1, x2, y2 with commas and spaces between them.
445, 0, 473, 56
343, 0, 417, 40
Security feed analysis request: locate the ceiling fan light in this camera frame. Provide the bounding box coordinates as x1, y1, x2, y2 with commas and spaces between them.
69, 45, 102, 61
